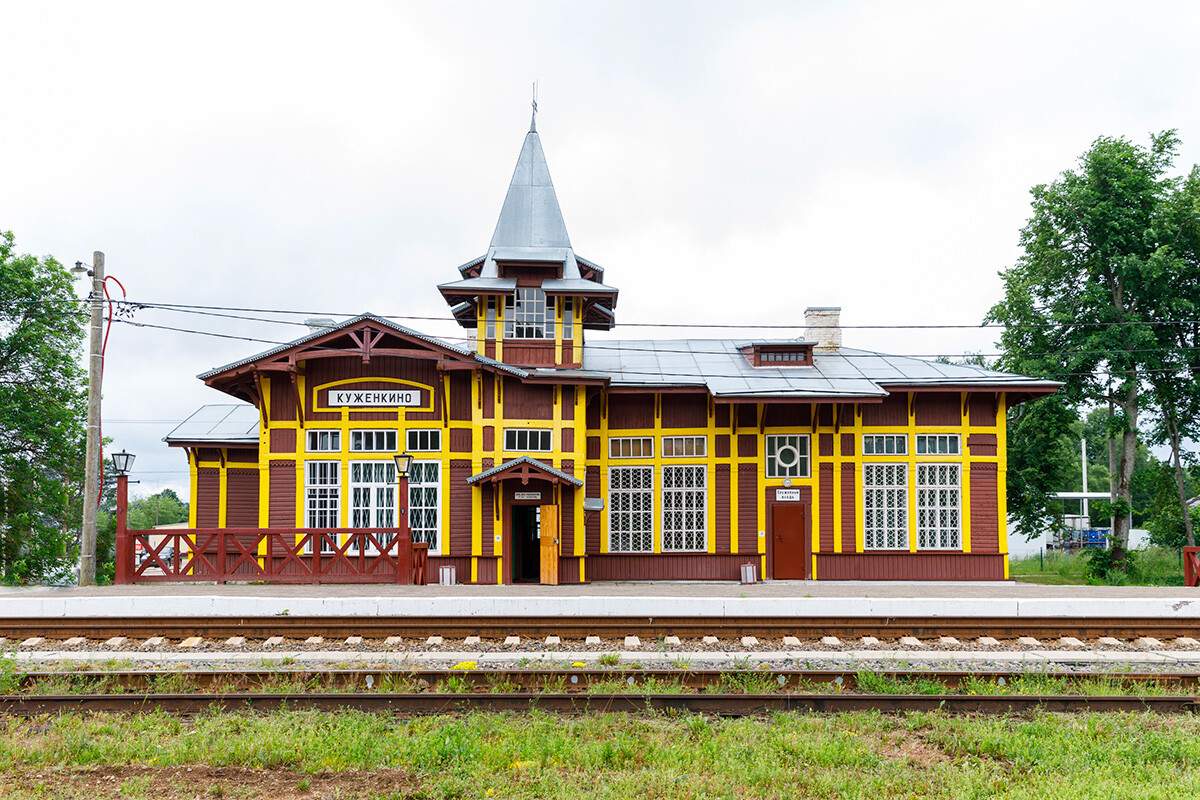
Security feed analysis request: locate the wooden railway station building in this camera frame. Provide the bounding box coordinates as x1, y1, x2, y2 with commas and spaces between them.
166, 118, 1057, 584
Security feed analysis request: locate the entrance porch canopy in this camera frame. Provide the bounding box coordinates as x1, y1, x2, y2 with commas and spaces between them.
466, 456, 583, 487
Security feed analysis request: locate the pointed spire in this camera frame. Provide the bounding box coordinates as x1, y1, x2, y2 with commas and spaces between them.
490, 121, 571, 250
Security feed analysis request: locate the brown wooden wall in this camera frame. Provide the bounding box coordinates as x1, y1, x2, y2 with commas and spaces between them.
586, 554, 750, 581
270, 429, 296, 454
268, 461, 295, 527
861, 394, 907, 426
914, 393, 960, 426
585, 466, 601, 552
661, 394, 707, 428
819, 463, 834, 551
970, 463, 1000, 553
608, 395, 654, 430
226, 468, 259, 528
502, 381, 554, 420
840, 462, 856, 552
196, 468, 220, 528
449, 460, 472, 556
737, 464, 757, 553
816, 553, 1005, 580
714, 464, 730, 554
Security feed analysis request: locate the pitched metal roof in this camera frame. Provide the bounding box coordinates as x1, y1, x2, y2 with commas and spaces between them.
491, 131, 572, 252
466, 456, 583, 487
164, 404, 259, 444
581, 340, 1059, 398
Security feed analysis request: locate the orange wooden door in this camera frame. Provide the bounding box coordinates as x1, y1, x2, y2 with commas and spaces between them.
539, 505, 559, 585
772, 504, 809, 579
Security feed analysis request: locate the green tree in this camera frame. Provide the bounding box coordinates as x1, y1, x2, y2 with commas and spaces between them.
988, 131, 1200, 569
0, 231, 86, 584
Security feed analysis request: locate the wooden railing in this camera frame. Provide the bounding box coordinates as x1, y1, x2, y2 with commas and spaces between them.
114, 528, 429, 585
1184, 547, 1200, 587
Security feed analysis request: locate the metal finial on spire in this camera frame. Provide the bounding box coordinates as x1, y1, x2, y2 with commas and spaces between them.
530, 81, 538, 132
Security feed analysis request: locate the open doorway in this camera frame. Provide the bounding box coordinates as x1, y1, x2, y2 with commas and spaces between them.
511, 505, 541, 583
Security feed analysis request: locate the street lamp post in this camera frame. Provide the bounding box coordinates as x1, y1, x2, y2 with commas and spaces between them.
111, 450, 135, 584
393, 453, 420, 583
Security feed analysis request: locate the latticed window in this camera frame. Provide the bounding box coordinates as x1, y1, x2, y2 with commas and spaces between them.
504, 288, 549, 339
347, 461, 396, 554
409, 460, 441, 552
561, 297, 574, 339
349, 461, 396, 528
305, 461, 340, 553
662, 465, 706, 551
609, 466, 653, 552
863, 434, 907, 455
484, 297, 497, 339
917, 464, 961, 549
916, 434, 960, 455
863, 463, 908, 549
765, 434, 808, 478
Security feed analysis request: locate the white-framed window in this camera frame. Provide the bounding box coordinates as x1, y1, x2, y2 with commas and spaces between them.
561, 297, 574, 340
305, 461, 341, 553
916, 434, 961, 456
864, 463, 908, 550
662, 465, 706, 551
662, 436, 706, 458
409, 460, 442, 553
350, 430, 397, 453
863, 434, 907, 455
504, 428, 552, 452
504, 287, 549, 339
346, 461, 396, 555
306, 430, 341, 452
608, 466, 653, 553
917, 464, 961, 549
609, 437, 653, 459
765, 434, 809, 478
484, 296, 497, 339
763, 351, 804, 363
406, 429, 442, 452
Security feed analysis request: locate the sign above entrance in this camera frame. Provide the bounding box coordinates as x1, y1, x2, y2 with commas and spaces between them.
514, 492, 542, 501
330, 390, 420, 407
775, 489, 801, 502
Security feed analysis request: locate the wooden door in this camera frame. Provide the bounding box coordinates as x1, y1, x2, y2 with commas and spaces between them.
539, 505, 559, 586
772, 504, 809, 580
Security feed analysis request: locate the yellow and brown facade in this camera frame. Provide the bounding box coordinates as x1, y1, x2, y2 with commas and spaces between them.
166, 120, 1057, 583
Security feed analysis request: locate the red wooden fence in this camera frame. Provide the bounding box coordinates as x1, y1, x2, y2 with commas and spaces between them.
114, 527, 428, 585
1185, 547, 1200, 588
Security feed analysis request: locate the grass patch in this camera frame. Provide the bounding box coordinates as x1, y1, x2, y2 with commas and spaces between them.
3, 710, 1200, 798
1010, 546, 1186, 586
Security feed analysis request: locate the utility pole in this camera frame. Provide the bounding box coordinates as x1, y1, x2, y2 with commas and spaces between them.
79, 251, 104, 586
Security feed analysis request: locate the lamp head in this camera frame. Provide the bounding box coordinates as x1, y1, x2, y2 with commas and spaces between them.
393, 452, 413, 478
111, 450, 135, 475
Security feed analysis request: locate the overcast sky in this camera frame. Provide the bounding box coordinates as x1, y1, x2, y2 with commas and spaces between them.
4, 1, 1200, 498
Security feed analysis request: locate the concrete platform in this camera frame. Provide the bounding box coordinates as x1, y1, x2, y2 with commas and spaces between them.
2, 581, 1199, 619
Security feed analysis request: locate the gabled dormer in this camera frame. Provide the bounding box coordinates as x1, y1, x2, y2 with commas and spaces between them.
438, 114, 618, 369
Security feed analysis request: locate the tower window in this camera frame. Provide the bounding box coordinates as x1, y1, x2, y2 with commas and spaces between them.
504, 288, 549, 339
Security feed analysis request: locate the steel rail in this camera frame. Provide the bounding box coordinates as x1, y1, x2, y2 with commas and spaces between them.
17, 668, 1200, 693
2, 616, 1198, 640
2, 692, 1198, 716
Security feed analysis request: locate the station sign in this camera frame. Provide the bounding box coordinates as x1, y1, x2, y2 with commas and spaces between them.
330, 389, 421, 407
514, 492, 542, 501
775, 488, 801, 502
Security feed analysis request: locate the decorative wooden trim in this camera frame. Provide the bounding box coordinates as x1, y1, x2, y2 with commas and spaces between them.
288, 372, 305, 428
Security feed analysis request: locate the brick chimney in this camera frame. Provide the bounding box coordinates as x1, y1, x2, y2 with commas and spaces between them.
804, 307, 841, 354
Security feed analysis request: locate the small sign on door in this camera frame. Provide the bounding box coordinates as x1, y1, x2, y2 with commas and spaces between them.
514, 492, 542, 501
776, 488, 801, 502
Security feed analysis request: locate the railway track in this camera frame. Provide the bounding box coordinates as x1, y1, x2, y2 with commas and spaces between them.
14, 667, 1200, 693
2, 615, 1198, 640
3, 692, 1198, 716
